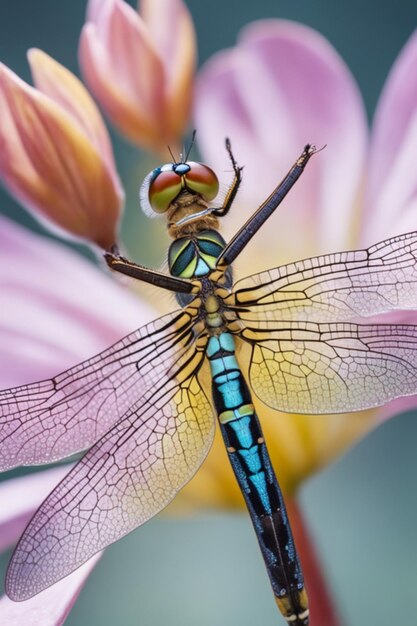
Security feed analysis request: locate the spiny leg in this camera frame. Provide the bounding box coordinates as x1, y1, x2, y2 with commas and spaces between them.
217, 144, 320, 268
212, 138, 243, 218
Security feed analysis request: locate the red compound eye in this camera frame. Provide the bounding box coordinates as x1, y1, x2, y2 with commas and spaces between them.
148, 169, 183, 214
184, 162, 219, 201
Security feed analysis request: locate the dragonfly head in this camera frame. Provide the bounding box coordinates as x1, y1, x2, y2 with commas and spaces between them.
140, 160, 220, 237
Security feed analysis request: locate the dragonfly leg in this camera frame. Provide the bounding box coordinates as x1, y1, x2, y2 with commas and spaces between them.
216, 144, 320, 268
212, 138, 243, 218
104, 249, 194, 295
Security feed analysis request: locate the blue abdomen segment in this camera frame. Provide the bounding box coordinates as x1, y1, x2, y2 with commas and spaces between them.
207, 333, 308, 624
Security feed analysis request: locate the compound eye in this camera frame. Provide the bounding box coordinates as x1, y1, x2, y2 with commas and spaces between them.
148, 168, 183, 214
139, 161, 220, 218
184, 162, 219, 201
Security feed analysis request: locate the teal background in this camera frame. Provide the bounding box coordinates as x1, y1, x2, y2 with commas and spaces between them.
1, 1, 417, 625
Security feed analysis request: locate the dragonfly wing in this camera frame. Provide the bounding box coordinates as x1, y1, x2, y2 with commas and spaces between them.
0, 309, 197, 471
240, 322, 417, 414
6, 347, 214, 600
229, 231, 417, 323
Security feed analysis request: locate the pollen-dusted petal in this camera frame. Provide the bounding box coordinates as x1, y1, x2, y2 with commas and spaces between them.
28, 48, 117, 178
79, 0, 168, 150
195, 20, 368, 272
364, 30, 417, 242
0, 63, 122, 249
141, 0, 196, 139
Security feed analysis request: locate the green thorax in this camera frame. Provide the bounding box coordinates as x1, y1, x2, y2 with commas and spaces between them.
168, 229, 226, 279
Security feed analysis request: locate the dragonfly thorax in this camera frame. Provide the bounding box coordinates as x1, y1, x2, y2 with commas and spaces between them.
166, 190, 220, 239
168, 229, 233, 309
195, 281, 237, 338
168, 230, 227, 279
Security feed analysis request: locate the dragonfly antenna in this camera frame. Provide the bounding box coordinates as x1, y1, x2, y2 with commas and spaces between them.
167, 144, 176, 162
184, 129, 197, 162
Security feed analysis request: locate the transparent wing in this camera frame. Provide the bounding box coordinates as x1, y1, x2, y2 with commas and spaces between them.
6, 346, 214, 600
228, 231, 417, 324
240, 322, 417, 414
0, 309, 197, 471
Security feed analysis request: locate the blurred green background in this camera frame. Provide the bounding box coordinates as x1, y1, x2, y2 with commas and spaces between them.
1, 1, 417, 625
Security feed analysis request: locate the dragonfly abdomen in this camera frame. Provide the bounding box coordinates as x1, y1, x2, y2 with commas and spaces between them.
207, 331, 309, 625
168, 220, 309, 623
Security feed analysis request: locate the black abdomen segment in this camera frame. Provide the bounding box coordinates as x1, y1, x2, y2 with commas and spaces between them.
207, 332, 309, 625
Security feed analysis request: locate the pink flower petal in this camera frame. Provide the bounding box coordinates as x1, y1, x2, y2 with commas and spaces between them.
81, 0, 195, 152
80, 0, 167, 150
28, 49, 118, 184
140, 0, 194, 83
195, 20, 368, 272
364, 30, 417, 243
86, 0, 115, 23
0, 64, 122, 249
0, 217, 155, 387
378, 395, 417, 423
141, 0, 196, 138
0, 467, 68, 552
103, 1, 165, 113
0, 554, 100, 626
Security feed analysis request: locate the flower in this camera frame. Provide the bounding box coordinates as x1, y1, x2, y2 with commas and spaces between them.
0, 50, 123, 249
79, 0, 196, 154
2, 14, 417, 626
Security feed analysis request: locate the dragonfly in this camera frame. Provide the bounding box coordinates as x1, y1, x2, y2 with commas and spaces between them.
3, 138, 417, 626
